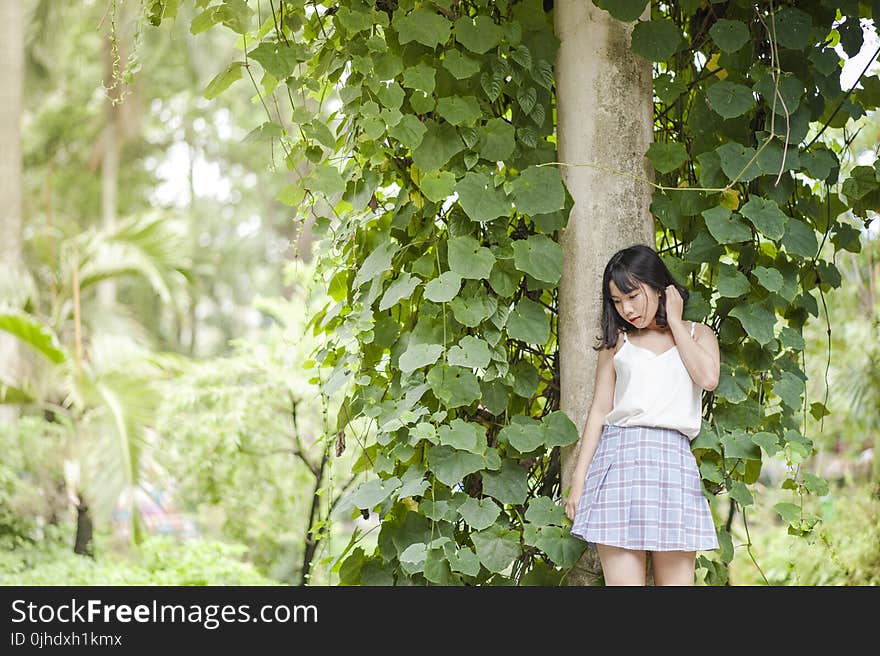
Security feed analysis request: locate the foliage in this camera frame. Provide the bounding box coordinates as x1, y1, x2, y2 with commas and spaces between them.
147, 0, 880, 586
153, 262, 357, 583
729, 482, 880, 586
0, 527, 277, 585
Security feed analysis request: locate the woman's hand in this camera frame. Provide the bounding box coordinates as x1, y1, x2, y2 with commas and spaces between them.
564, 485, 582, 522
663, 284, 684, 325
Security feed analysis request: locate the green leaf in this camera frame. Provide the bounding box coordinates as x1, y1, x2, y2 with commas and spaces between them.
242, 121, 284, 143
390, 114, 428, 150
447, 335, 491, 369
447, 236, 496, 280
454, 15, 502, 54
203, 61, 245, 99
706, 81, 756, 119
426, 363, 481, 408
716, 263, 751, 298
449, 284, 496, 327
655, 73, 688, 104
218, 0, 252, 34
412, 119, 465, 171
379, 273, 420, 311
511, 235, 562, 284
716, 364, 750, 403
423, 271, 462, 303
721, 431, 762, 460
740, 197, 787, 240
703, 206, 752, 244
353, 241, 397, 288
781, 218, 818, 259
646, 142, 688, 173
716, 142, 762, 182
542, 410, 580, 448
699, 460, 724, 484
774, 7, 812, 50
448, 546, 481, 576
443, 50, 481, 79
426, 445, 485, 486
753, 74, 804, 116
419, 170, 456, 202
524, 495, 567, 526
772, 371, 805, 409
631, 19, 683, 61
308, 163, 346, 196
0, 312, 66, 363
709, 19, 750, 53
779, 326, 805, 350
801, 148, 837, 182
436, 95, 482, 126
351, 476, 402, 509
803, 472, 829, 497
248, 42, 303, 80
752, 432, 782, 457
729, 302, 776, 345
592, 0, 648, 22
728, 480, 754, 507
437, 418, 486, 453
752, 266, 783, 292
481, 460, 529, 505
471, 523, 520, 573
510, 166, 566, 216
456, 172, 511, 223
394, 9, 451, 48
402, 62, 436, 94
506, 298, 549, 344
399, 542, 427, 572
773, 502, 801, 524
399, 342, 445, 374
533, 526, 587, 568
458, 497, 501, 530
397, 465, 430, 498
499, 419, 544, 453
841, 166, 879, 201
479, 118, 516, 162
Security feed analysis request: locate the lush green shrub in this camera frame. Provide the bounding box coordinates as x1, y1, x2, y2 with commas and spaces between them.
730, 483, 880, 586
0, 530, 278, 585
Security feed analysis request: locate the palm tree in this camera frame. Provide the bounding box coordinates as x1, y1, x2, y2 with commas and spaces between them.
1, 213, 191, 553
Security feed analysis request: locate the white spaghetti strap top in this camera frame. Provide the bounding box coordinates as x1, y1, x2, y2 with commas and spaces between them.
603, 320, 703, 440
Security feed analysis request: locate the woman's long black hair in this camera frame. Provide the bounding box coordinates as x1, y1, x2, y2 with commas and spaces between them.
593, 244, 689, 351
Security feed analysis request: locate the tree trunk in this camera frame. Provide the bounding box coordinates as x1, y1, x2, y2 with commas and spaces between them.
97, 23, 124, 306
73, 492, 94, 557
555, 2, 655, 585
0, 0, 25, 421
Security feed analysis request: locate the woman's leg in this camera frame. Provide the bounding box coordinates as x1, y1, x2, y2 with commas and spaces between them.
596, 543, 647, 585
651, 550, 696, 585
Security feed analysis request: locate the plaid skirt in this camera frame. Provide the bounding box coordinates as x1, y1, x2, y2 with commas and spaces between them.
570, 423, 719, 552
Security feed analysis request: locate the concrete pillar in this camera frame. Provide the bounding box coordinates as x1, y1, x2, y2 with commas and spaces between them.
555, 1, 654, 583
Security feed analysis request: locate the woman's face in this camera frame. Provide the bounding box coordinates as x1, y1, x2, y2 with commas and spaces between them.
609, 279, 661, 329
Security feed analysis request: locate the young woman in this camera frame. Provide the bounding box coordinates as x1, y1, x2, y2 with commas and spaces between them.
565, 244, 721, 585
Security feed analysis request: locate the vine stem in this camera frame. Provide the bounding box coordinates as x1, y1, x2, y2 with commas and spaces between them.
741, 506, 770, 585
534, 131, 777, 193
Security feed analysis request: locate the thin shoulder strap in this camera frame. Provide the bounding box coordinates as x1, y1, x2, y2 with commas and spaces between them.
690, 321, 696, 338
622, 329, 628, 342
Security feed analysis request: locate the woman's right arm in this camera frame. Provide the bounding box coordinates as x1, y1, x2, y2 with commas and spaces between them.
564, 337, 618, 521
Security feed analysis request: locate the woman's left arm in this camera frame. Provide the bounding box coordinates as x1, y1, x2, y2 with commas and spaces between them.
664, 284, 720, 391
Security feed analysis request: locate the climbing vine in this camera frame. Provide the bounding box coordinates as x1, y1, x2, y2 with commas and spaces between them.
147, 0, 880, 585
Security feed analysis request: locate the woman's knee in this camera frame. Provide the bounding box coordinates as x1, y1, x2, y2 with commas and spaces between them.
597, 544, 647, 585
651, 550, 696, 585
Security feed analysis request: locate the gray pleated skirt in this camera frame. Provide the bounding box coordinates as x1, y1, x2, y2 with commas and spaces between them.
570, 423, 719, 552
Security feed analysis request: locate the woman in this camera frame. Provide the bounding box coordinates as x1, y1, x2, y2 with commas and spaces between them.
565, 244, 721, 585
